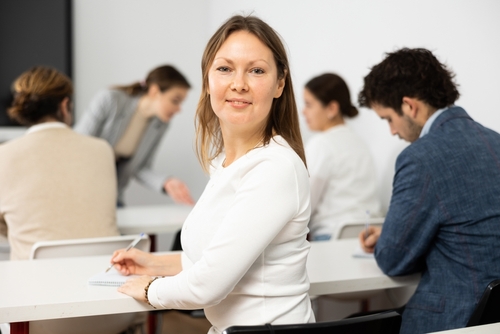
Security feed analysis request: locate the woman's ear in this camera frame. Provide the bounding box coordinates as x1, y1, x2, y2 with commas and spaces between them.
147, 83, 161, 97
326, 100, 340, 120
274, 70, 287, 99
59, 97, 73, 125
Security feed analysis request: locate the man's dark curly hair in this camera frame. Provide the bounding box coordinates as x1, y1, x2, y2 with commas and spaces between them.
358, 48, 460, 115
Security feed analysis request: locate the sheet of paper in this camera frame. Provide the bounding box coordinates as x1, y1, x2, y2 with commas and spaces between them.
352, 245, 375, 259
88, 268, 138, 287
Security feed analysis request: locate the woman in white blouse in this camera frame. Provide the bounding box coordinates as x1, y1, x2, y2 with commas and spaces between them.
111, 15, 315, 333
303, 73, 381, 241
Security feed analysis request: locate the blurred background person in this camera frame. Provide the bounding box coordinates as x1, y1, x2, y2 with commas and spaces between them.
75, 65, 193, 207
0, 66, 119, 260
303, 73, 381, 241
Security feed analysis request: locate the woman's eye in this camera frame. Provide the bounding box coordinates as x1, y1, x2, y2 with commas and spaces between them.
251, 68, 265, 74
216, 66, 230, 72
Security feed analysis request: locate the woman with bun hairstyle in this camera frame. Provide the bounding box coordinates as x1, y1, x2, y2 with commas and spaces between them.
75, 65, 193, 206
0, 66, 119, 260
303, 73, 381, 241
110, 15, 315, 333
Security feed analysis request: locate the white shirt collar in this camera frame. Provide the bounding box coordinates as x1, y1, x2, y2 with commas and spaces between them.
419, 107, 450, 138
26, 122, 68, 135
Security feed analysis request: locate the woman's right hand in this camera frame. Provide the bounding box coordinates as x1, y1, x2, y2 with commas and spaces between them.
110, 249, 183, 277
110, 248, 155, 276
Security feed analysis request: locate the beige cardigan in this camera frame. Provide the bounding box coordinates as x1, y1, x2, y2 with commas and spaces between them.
0, 124, 119, 260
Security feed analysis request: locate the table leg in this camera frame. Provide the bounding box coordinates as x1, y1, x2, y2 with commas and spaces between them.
148, 312, 157, 334
11, 322, 29, 334
149, 234, 156, 252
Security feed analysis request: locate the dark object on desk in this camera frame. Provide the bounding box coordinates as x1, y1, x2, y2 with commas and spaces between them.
222, 311, 401, 334
466, 279, 500, 327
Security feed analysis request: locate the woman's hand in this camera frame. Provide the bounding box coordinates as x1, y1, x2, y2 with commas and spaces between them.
110, 249, 183, 277
117, 275, 152, 303
164, 178, 195, 205
358, 226, 382, 253
110, 248, 156, 276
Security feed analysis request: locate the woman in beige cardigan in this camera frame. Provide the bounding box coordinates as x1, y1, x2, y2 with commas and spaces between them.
0, 66, 119, 260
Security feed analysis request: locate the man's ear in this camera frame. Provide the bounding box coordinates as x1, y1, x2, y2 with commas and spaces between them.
401, 96, 419, 119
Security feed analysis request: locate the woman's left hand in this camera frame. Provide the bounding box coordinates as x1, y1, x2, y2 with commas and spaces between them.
117, 275, 153, 303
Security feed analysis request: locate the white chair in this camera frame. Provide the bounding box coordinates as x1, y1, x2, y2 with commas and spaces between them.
29, 234, 150, 259
333, 217, 385, 240
28, 234, 151, 334
0, 234, 10, 261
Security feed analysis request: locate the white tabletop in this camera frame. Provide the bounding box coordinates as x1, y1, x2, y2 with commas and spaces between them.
0, 239, 419, 324
307, 239, 420, 296
428, 323, 500, 333
116, 204, 193, 235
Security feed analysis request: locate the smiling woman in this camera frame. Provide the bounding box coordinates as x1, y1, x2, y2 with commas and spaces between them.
109, 15, 315, 334
74, 65, 194, 206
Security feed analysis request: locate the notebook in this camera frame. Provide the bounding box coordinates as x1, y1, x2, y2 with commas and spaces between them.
88, 268, 138, 287
352, 245, 375, 259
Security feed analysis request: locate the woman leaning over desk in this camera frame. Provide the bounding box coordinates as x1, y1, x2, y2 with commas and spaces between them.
111, 15, 315, 333
75, 65, 194, 206
302, 73, 381, 241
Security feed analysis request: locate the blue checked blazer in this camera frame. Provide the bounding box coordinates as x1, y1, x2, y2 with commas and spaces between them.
375, 107, 500, 334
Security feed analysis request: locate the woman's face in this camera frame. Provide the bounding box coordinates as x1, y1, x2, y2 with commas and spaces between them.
207, 30, 285, 135
302, 88, 332, 132
152, 86, 188, 123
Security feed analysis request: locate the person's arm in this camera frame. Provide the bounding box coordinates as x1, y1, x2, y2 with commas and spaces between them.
374, 150, 439, 276
134, 129, 195, 205
74, 90, 114, 137
119, 155, 308, 310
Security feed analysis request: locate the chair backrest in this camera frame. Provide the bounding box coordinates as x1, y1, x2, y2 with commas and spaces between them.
29, 234, 150, 260
222, 311, 402, 334
466, 279, 500, 327
28, 234, 150, 334
0, 234, 10, 261
334, 217, 385, 240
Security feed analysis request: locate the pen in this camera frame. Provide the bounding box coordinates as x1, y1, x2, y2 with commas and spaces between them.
105, 233, 145, 273
364, 210, 370, 240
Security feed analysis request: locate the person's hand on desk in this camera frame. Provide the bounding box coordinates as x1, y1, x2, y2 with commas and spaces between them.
112, 249, 183, 302
111, 248, 182, 277
358, 226, 382, 253
164, 177, 195, 205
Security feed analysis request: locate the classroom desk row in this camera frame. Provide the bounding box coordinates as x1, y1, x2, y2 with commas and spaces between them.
1, 205, 495, 334
0, 238, 420, 333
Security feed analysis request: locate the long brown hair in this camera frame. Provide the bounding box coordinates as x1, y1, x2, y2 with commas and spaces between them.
8, 66, 73, 126
114, 65, 190, 96
196, 15, 306, 172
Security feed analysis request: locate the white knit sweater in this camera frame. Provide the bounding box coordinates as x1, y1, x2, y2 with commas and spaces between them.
148, 136, 315, 333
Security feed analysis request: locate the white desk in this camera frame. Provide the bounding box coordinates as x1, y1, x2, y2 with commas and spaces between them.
307, 239, 420, 296
116, 204, 192, 235
0, 239, 419, 333
429, 323, 500, 333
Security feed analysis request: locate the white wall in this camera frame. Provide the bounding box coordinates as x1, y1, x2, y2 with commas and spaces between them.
207, 0, 500, 212
72, 0, 500, 210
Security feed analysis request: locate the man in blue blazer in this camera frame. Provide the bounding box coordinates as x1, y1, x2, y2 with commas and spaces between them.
358, 48, 500, 334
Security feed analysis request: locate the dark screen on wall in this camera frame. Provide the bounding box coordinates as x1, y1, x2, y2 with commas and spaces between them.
0, 0, 72, 126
